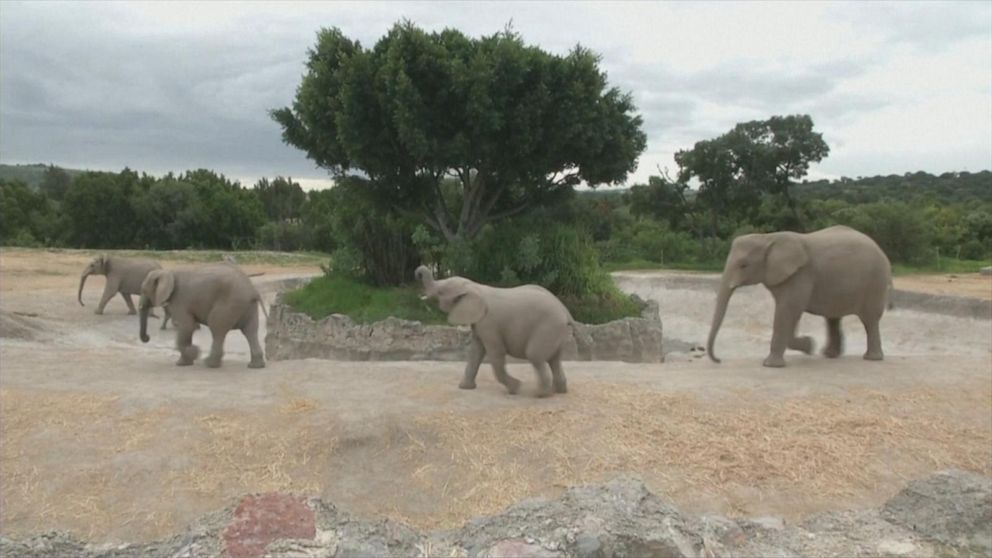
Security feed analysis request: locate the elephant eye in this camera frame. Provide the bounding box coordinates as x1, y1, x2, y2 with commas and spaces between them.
740, 262, 748, 268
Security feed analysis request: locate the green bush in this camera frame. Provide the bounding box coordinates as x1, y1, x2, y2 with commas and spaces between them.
415, 216, 641, 323
256, 221, 310, 252
284, 273, 446, 324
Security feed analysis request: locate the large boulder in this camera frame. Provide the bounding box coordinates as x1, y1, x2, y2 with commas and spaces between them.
882, 469, 992, 552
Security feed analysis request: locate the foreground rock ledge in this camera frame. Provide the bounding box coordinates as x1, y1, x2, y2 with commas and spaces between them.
265, 293, 665, 363
3, 470, 989, 558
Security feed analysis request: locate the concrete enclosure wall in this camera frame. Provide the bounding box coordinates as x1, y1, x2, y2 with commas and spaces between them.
265, 288, 664, 363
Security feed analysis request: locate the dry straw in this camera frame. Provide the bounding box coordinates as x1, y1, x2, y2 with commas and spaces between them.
2, 378, 990, 541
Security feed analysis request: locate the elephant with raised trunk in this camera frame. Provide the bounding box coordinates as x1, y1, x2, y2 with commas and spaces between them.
79, 254, 171, 328
707, 225, 892, 367
415, 265, 573, 398
139, 265, 267, 369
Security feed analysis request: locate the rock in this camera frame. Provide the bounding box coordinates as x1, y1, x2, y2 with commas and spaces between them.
882, 469, 992, 552
455, 476, 700, 558
221, 493, 316, 558
875, 539, 918, 556
981, 266, 992, 276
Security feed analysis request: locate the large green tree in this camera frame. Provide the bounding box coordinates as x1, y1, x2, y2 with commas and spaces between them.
273, 22, 646, 241
676, 114, 828, 234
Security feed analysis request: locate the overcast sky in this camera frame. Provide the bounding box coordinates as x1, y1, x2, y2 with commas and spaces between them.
1, 1, 990, 190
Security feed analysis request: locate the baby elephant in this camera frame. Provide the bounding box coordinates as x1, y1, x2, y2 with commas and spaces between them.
415, 266, 573, 398
139, 264, 267, 369
79, 254, 171, 328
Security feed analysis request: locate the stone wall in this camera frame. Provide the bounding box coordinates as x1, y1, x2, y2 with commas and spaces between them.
265, 290, 664, 363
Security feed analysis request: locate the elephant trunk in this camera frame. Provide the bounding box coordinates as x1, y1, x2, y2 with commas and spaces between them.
706, 280, 735, 363
78, 271, 92, 306
139, 296, 151, 343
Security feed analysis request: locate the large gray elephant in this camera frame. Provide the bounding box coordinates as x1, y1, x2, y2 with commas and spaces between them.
707, 225, 892, 367
415, 266, 573, 398
79, 254, 171, 328
138, 264, 267, 369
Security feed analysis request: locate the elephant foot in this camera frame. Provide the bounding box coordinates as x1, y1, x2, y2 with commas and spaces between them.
128, 310, 137, 316
554, 382, 568, 394
863, 351, 884, 361
535, 388, 553, 399
179, 345, 200, 364
823, 345, 843, 358
204, 355, 223, 368
503, 378, 522, 395
94, 309, 104, 315
763, 355, 787, 368
248, 358, 266, 369
458, 379, 477, 390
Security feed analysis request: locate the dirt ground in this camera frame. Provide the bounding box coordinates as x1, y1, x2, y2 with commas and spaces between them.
1, 250, 990, 544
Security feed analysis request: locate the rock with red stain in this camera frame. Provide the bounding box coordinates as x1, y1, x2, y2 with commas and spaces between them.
221, 493, 316, 558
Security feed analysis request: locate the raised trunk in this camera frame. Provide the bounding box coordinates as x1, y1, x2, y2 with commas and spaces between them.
139, 297, 151, 343
706, 281, 735, 363
77, 271, 92, 306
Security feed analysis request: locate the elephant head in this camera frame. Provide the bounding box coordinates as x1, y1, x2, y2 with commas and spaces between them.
414, 265, 487, 325
78, 254, 110, 306
707, 233, 809, 363
139, 270, 175, 343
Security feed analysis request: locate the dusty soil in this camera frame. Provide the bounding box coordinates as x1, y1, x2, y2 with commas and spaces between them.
895, 273, 992, 300
1, 250, 990, 544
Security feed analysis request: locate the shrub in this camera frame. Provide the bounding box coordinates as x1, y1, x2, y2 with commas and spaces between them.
284, 273, 446, 324
256, 221, 310, 252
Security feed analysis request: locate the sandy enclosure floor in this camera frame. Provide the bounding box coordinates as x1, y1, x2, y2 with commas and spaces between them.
1, 250, 990, 543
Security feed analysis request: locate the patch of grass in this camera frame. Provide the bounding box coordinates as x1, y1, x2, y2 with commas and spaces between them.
285, 272, 642, 325
284, 273, 448, 324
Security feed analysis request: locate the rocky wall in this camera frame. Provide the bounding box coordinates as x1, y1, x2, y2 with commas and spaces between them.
3, 470, 989, 558
264, 290, 664, 363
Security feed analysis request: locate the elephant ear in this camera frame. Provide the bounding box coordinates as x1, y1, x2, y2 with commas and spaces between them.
149, 270, 176, 307
447, 287, 487, 325
764, 235, 809, 286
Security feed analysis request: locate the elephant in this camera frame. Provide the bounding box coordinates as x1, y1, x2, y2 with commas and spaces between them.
707, 225, 892, 368
78, 254, 171, 328
138, 264, 267, 369
415, 265, 572, 398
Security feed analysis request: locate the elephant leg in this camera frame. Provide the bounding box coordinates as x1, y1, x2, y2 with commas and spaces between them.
822, 317, 844, 358
765, 300, 804, 368
204, 325, 228, 368
489, 352, 521, 395
788, 335, 815, 355
460, 335, 485, 389
529, 360, 553, 398
121, 293, 137, 315
160, 307, 171, 330
241, 310, 265, 369
95, 283, 117, 314
174, 324, 199, 366
549, 352, 567, 394
861, 315, 884, 361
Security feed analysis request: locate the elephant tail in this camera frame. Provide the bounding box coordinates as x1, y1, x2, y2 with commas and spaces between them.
257, 298, 269, 320
887, 277, 895, 310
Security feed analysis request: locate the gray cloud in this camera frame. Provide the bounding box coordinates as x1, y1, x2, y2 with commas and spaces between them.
1, 1, 989, 187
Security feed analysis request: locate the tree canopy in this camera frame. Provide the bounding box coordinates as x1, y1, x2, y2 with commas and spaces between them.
676, 114, 828, 234
273, 22, 647, 240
